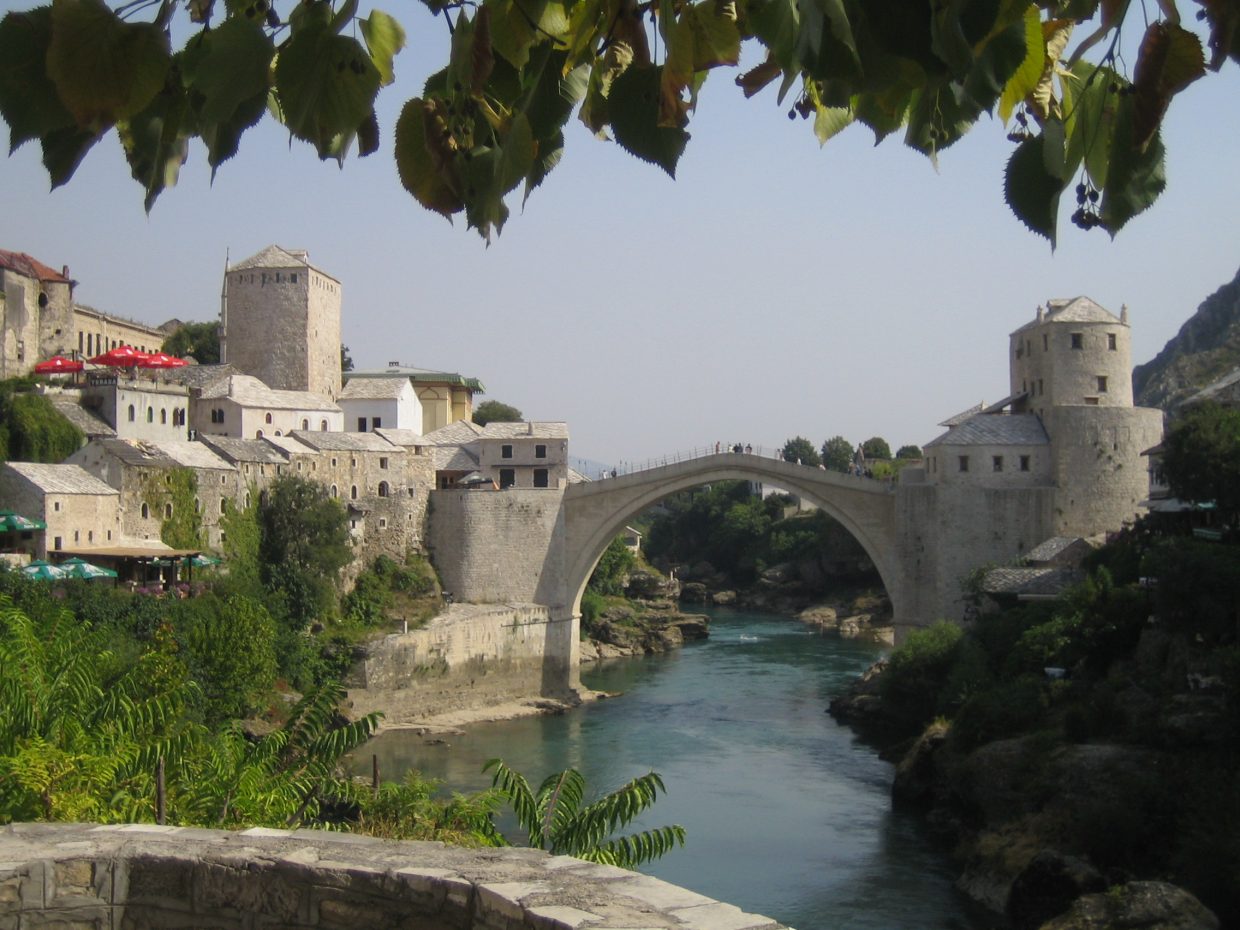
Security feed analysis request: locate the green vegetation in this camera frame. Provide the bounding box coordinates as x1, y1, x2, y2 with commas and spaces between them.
161, 321, 220, 364
139, 467, 204, 550
1160, 401, 1240, 525
472, 400, 523, 426
0, 0, 1220, 241
0, 378, 82, 463
861, 437, 892, 461
821, 436, 854, 473
588, 536, 637, 597
485, 759, 685, 867
781, 436, 821, 467
896, 445, 923, 460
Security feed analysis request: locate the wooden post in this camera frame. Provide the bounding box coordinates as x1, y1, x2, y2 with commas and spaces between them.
156, 757, 166, 825
372, 754, 380, 798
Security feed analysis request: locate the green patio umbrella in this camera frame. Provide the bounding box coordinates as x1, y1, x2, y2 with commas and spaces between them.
0, 510, 46, 532
20, 559, 67, 580
58, 557, 118, 580
187, 554, 222, 567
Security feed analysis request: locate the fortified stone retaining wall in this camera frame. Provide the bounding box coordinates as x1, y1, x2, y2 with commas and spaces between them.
345, 604, 575, 724
0, 823, 788, 929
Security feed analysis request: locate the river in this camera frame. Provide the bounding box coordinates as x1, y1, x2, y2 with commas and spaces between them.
356, 606, 996, 930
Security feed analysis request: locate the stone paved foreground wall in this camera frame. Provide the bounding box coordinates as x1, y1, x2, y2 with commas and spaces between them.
0, 823, 788, 930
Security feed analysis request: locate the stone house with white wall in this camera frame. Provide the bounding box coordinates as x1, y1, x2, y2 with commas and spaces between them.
66, 439, 235, 547
347, 363, 483, 434
198, 435, 308, 507
477, 422, 570, 490
77, 372, 190, 442
338, 376, 422, 434
0, 462, 120, 557
191, 374, 342, 440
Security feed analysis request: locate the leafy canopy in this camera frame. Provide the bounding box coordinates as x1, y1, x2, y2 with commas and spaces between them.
781, 435, 821, 467
821, 435, 853, 472
161, 321, 220, 365
472, 399, 523, 425
1159, 401, 1240, 523
0, 0, 1231, 242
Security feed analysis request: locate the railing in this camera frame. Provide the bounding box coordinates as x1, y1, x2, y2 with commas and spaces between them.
586, 445, 894, 488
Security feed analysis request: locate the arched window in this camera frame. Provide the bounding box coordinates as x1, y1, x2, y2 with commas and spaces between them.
146, 407, 153, 423
320, 419, 328, 431
245, 492, 251, 508
128, 404, 136, 422
265, 412, 273, 425
350, 485, 358, 500
274, 430, 282, 437
194, 498, 201, 513
378, 481, 390, 498
160, 408, 167, 424
301, 419, 309, 430
141, 503, 149, 519
256, 429, 264, 438
164, 503, 173, 519
330, 484, 338, 498
220, 499, 227, 514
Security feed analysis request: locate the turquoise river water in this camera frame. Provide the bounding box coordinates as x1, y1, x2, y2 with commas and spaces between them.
355, 607, 997, 930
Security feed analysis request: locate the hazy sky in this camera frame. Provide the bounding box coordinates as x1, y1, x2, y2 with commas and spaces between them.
5, 2, 1239, 466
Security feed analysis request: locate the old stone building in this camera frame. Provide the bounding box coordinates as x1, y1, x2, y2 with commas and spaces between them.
191, 373, 342, 440
0, 462, 121, 557
338, 375, 422, 433
347, 363, 483, 434
221, 246, 342, 400
477, 422, 570, 489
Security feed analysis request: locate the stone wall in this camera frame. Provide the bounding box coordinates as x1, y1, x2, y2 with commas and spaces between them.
345, 604, 576, 722
0, 823, 788, 930
427, 489, 567, 606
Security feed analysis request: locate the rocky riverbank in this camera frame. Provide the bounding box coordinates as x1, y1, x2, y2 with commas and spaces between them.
580, 599, 710, 662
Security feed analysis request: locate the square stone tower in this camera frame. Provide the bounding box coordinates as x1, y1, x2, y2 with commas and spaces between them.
221, 246, 341, 399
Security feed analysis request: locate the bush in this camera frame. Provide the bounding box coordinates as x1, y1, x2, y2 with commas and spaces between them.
1145, 538, 1240, 643
881, 622, 964, 727
580, 590, 606, 634
950, 674, 1047, 750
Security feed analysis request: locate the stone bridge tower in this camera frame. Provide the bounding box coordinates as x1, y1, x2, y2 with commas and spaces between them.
221, 246, 342, 399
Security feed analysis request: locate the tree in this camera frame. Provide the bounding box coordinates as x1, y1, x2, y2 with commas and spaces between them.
484, 758, 685, 868
472, 400, 523, 426
821, 436, 853, 473
162, 322, 220, 365
1160, 401, 1240, 524
0, 0, 1228, 243
588, 535, 637, 596
340, 345, 354, 373
257, 475, 352, 629
781, 436, 821, 467
862, 437, 892, 461
896, 444, 923, 460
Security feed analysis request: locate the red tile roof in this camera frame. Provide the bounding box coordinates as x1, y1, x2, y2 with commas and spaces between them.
0, 249, 72, 284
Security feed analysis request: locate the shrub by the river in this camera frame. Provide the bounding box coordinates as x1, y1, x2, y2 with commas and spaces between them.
880, 622, 964, 728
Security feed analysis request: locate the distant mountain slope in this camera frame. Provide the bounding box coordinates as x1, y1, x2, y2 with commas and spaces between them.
1134, 266, 1240, 411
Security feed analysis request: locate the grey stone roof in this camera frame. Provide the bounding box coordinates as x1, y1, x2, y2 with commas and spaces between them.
938, 402, 985, 427
373, 428, 424, 448
339, 377, 411, 401
925, 414, 1049, 448
288, 431, 399, 453
50, 397, 115, 438
261, 434, 317, 457
350, 364, 485, 392
421, 420, 484, 445
200, 436, 292, 465
5, 462, 118, 495
199, 375, 340, 412
1012, 297, 1122, 334
157, 364, 238, 391
145, 441, 234, 471
1025, 536, 1095, 564
479, 422, 569, 440
433, 445, 480, 472
90, 438, 180, 469
981, 566, 1081, 598
230, 245, 337, 281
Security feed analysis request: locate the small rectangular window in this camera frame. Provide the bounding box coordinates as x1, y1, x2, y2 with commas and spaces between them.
534, 468, 549, 488
1085, 397, 1100, 405
1020, 455, 1031, 472
499, 468, 516, 488
535, 444, 547, 458
1097, 375, 1108, 392
1108, 333, 1117, 350
958, 456, 970, 472
379, 457, 389, 469
291, 273, 298, 283
53, 537, 62, 550
1070, 332, 1083, 349
358, 417, 367, 432
993, 456, 1004, 472
1038, 379, 1044, 396
501, 444, 513, 459
371, 417, 382, 430
1043, 334, 1048, 351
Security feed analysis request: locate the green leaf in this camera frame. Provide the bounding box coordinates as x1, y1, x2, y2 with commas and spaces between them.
394, 97, 463, 218
0, 7, 77, 152
1004, 132, 1066, 246
1062, 60, 1119, 189
748, 0, 802, 73
686, 2, 741, 70
522, 49, 587, 141
40, 125, 101, 188
608, 65, 689, 177
360, 9, 406, 86
200, 87, 267, 174
46, 0, 171, 132
999, 6, 1046, 124
274, 24, 381, 161
183, 18, 273, 126
813, 103, 852, 144
1099, 94, 1165, 236
117, 74, 194, 211
524, 129, 563, 203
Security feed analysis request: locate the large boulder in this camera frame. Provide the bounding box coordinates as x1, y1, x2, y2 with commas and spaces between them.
892, 719, 950, 806
1037, 882, 1219, 930
1007, 851, 1106, 930
680, 581, 709, 604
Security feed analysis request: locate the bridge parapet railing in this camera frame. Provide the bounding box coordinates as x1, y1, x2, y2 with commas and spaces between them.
589, 445, 896, 488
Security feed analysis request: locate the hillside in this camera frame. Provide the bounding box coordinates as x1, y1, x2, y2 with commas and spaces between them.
1134, 265, 1240, 411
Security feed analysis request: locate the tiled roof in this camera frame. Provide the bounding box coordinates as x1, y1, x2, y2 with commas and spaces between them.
229, 245, 337, 279
91, 438, 180, 469
261, 434, 317, 456
925, 414, 1049, 448
349, 364, 485, 392
288, 431, 399, 453
0, 249, 71, 283
432, 445, 480, 472
479, 421, 569, 440
938, 402, 985, 427
200, 436, 292, 464
146, 441, 234, 471
199, 374, 340, 412
339, 377, 411, 400
1012, 297, 1122, 334
157, 364, 238, 390
981, 566, 1081, 597
49, 397, 115, 438
373, 428, 424, 448
5, 462, 117, 495
1025, 536, 1093, 564
421, 420, 484, 445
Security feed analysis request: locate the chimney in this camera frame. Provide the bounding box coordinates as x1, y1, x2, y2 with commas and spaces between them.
1036, 304, 1045, 322
1120, 304, 1129, 324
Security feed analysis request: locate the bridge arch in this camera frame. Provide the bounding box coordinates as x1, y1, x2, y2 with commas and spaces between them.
561, 453, 903, 625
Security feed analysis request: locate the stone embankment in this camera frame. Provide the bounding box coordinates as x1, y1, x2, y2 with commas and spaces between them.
0, 823, 790, 930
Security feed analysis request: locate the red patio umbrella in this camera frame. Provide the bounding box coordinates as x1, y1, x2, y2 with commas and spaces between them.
33, 355, 84, 374
89, 345, 149, 367
137, 352, 189, 369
